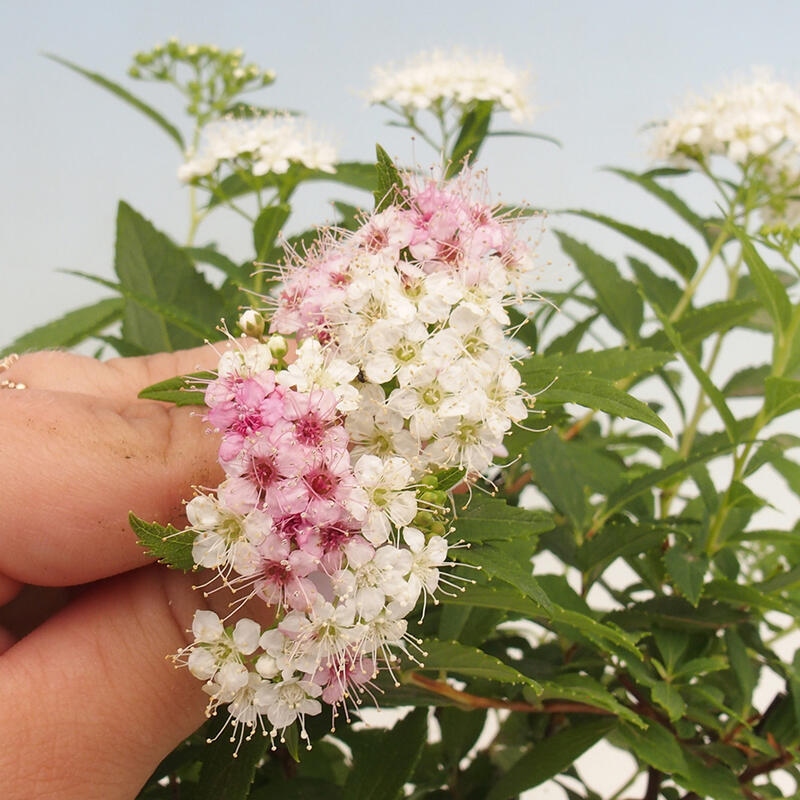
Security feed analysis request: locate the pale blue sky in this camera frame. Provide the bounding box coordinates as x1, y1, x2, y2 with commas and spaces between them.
2, 0, 800, 347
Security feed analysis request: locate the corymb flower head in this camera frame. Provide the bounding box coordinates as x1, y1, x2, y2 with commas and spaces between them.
650, 69, 800, 170
179, 113, 337, 182
175, 161, 537, 749
368, 48, 532, 123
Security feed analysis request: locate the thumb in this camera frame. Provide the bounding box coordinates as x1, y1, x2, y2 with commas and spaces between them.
0, 567, 208, 800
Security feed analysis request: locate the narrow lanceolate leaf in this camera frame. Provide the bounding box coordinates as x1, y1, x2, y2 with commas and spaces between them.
374, 144, 405, 212
137, 371, 215, 406
446, 99, 493, 177
115, 201, 223, 353
452, 496, 555, 544
418, 639, 541, 688
735, 230, 792, 333
606, 167, 712, 243
538, 372, 671, 435
533, 674, 644, 726
524, 347, 674, 382
129, 513, 195, 571
486, 717, 617, 800
343, 707, 427, 800
764, 377, 800, 421
563, 210, 698, 279
555, 231, 644, 341
652, 304, 738, 443
0, 296, 123, 356
253, 203, 291, 263
45, 54, 184, 149
195, 716, 270, 800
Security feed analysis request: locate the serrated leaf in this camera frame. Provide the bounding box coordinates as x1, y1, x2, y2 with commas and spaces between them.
735, 230, 792, 333
663, 538, 709, 606
652, 303, 738, 443
527, 347, 674, 382
418, 639, 541, 688
722, 363, 770, 397
137, 371, 215, 406
764, 376, 800, 421
485, 717, 617, 800
452, 496, 555, 544
598, 441, 738, 527
0, 296, 123, 355
185, 246, 244, 282
565, 209, 698, 279
114, 201, 223, 352
652, 682, 687, 721
607, 167, 712, 244
615, 720, 688, 774
374, 144, 405, 212
130, 512, 195, 570
195, 715, 270, 800
535, 674, 644, 726
555, 232, 644, 341
538, 372, 671, 434
46, 53, 184, 149
577, 520, 668, 574
343, 708, 427, 800
628, 255, 684, 313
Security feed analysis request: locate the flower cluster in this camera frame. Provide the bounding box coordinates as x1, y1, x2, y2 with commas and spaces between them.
176, 167, 535, 747
651, 71, 800, 229
651, 71, 800, 168
179, 114, 337, 182
368, 49, 532, 123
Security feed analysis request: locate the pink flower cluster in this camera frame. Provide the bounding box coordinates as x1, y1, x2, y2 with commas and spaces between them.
177, 166, 536, 748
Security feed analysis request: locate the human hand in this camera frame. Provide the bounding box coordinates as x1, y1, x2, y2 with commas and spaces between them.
0, 347, 228, 799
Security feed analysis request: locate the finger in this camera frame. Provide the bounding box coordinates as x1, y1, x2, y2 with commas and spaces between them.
0, 390, 222, 584
0, 567, 208, 800
1, 344, 225, 401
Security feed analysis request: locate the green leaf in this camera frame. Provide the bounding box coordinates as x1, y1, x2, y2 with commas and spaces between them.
446, 100, 493, 177
528, 347, 674, 382
137, 371, 215, 406
735, 230, 792, 333
564, 210, 698, 279
614, 720, 688, 774
253, 203, 291, 262
606, 167, 712, 244
453, 496, 555, 544
185, 246, 244, 282
598, 441, 737, 526
418, 639, 541, 688
1, 296, 123, 356
485, 717, 617, 800
651, 682, 687, 721
534, 674, 644, 726
46, 53, 184, 149
578, 521, 668, 574
114, 201, 222, 352
130, 513, 195, 571
195, 716, 270, 800
642, 299, 760, 351
764, 376, 800, 421
555, 232, 644, 341
722, 364, 770, 397
663, 538, 709, 606
537, 372, 671, 435
628, 256, 684, 313
343, 708, 427, 800
374, 144, 405, 212
653, 303, 739, 443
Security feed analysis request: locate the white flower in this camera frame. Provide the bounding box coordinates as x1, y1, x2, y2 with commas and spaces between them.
651, 69, 800, 169
353, 455, 418, 545
179, 114, 337, 182
255, 676, 323, 733
368, 49, 532, 123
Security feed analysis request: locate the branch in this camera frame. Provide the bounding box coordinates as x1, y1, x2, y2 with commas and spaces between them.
406, 672, 615, 716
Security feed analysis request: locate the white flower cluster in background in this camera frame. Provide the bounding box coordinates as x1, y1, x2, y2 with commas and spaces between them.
178, 113, 337, 182
368, 49, 532, 122
176, 166, 537, 748
651, 70, 800, 227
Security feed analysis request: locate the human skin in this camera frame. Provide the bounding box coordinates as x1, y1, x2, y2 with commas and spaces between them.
0, 347, 236, 799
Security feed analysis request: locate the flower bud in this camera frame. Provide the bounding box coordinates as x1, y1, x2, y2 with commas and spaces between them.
238, 309, 265, 338
267, 334, 289, 359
